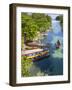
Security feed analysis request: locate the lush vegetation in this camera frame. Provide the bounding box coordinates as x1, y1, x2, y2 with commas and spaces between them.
56, 15, 63, 27
21, 13, 52, 77
21, 13, 52, 41
21, 56, 33, 77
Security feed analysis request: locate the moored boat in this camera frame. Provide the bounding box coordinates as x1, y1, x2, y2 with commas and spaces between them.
22, 50, 50, 62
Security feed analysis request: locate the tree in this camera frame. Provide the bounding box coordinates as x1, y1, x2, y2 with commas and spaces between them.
21, 13, 39, 41
32, 13, 52, 32
56, 15, 63, 27
21, 13, 52, 42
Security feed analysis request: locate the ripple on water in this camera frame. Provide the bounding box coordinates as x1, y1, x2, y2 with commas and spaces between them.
52, 48, 63, 58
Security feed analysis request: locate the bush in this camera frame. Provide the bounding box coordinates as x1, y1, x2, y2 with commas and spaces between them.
21, 56, 33, 77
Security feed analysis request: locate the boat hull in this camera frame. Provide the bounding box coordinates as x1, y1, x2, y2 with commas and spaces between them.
33, 54, 50, 62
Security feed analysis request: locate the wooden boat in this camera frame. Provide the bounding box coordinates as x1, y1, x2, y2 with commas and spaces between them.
25, 50, 50, 62
33, 54, 50, 62
56, 44, 60, 49
55, 40, 61, 49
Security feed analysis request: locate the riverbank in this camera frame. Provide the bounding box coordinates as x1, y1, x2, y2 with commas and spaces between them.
21, 28, 51, 50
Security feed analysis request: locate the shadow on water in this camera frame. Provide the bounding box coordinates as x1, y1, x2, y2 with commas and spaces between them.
33, 56, 63, 76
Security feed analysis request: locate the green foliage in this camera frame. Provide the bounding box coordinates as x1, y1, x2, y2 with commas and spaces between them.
21, 13, 38, 41
32, 13, 52, 32
21, 37, 24, 49
21, 56, 33, 77
21, 13, 52, 41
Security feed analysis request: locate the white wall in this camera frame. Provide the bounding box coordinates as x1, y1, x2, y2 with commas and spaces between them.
0, 0, 72, 90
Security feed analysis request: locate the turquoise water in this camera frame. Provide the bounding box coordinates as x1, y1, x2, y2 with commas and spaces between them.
30, 20, 63, 76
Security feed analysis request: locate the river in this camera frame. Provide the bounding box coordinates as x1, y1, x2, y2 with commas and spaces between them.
29, 19, 63, 76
